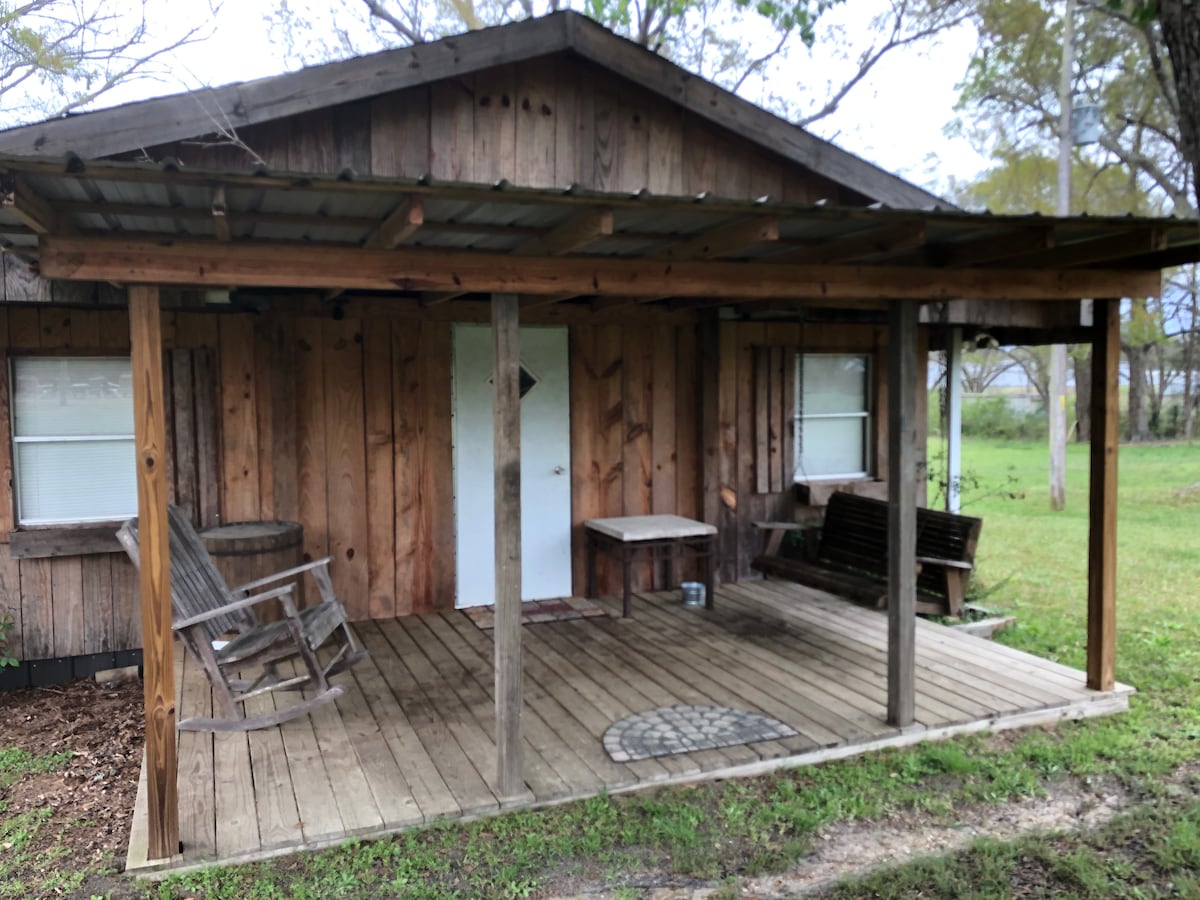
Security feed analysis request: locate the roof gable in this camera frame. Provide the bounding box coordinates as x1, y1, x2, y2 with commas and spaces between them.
0, 12, 946, 209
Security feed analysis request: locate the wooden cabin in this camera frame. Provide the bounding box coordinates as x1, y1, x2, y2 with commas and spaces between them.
0, 12, 1191, 866
0, 13, 970, 682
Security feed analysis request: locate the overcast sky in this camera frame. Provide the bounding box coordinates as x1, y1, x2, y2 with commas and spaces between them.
95, 0, 988, 195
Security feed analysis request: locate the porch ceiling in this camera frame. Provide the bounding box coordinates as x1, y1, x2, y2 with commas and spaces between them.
1, 154, 1196, 305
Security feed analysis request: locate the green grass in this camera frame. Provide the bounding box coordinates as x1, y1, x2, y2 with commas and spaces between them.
8, 439, 1200, 898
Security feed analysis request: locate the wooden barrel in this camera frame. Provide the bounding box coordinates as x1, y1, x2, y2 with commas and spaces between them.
200, 521, 304, 623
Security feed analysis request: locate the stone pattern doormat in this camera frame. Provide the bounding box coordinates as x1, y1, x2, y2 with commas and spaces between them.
603, 705, 798, 762
463, 597, 609, 630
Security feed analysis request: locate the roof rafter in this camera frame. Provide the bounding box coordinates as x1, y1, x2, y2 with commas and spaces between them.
769, 222, 925, 266
364, 194, 425, 249
0, 174, 69, 235
653, 216, 779, 261
1000, 228, 1169, 269
211, 186, 231, 242
513, 207, 612, 256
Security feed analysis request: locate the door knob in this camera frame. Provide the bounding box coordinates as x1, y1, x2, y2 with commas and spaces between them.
553, 465, 566, 475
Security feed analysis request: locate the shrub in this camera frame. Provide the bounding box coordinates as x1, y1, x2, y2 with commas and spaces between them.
961, 396, 1047, 441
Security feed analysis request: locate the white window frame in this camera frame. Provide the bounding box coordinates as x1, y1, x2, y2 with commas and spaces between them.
10, 356, 137, 527
793, 352, 872, 482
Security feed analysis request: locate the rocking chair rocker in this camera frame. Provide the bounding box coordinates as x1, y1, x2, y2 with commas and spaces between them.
116, 506, 367, 731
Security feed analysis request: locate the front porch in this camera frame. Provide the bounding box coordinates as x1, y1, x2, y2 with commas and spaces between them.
127, 580, 1132, 873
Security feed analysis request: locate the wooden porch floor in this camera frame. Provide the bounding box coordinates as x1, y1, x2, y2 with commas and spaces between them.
127, 580, 1133, 873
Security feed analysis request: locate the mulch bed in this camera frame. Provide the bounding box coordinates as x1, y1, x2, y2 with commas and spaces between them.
3, 674, 144, 876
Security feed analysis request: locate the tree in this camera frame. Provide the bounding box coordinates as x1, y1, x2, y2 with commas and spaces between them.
0, 0, 213, 127
1152, 1, 1200, 209
267, 0, 969, 131
949, 0, 1200, 442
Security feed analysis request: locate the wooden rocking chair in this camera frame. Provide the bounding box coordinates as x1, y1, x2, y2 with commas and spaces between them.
116, 505, 367, 732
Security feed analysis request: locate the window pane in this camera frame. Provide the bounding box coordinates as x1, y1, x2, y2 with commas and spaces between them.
16, 440, 137, 524
801, 355, 867, 415
797, 416, 867, 478
13, 358, 134, 437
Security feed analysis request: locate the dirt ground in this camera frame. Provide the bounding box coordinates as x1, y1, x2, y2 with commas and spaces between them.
2, 674, 144, 878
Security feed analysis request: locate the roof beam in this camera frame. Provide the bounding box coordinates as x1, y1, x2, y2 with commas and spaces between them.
211, 186, 231, 242
769, 222, 925, 265
513, 208, 612, 256
39, 234, 1162, 302
654, 216, 779, 260
938, 226, 1055, 268
0, 175, 68, 235
1000, 228, 1169, 269
364, 195, 424, 249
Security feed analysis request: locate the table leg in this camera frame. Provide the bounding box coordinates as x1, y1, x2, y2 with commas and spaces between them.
586, 532, 597, 599
622, 544, 633, 618
704, 535, 715, 609
669, 538, 680, 591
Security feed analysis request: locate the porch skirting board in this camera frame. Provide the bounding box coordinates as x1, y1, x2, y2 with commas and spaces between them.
126, 580, 1133, 876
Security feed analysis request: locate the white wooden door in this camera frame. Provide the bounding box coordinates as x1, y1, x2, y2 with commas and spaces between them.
453, 324, 572, 607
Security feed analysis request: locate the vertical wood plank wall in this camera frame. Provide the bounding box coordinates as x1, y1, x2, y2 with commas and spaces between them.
0, 307, 139, 663
2, 53, 911, 661
712, 322, 929, 584
0, 305, 927, 660
139, 57, 856, 203
569, 323, 701, 596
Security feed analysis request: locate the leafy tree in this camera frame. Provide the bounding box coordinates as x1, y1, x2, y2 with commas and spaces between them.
948, 0, 1200, 442
0, 0, 213, 127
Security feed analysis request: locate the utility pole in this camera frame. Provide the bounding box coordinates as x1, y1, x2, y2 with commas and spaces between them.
1050, 0, 1074, 511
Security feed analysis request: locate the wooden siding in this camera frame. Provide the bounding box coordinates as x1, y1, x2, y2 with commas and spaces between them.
0, 302, 926, 660
138, 56, 850, 201
569, 323, 701, 597
713, 322, 928, 584
0, 308, 137, 662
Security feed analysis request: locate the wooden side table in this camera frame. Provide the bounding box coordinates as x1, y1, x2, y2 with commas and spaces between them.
584, 515, 718, 617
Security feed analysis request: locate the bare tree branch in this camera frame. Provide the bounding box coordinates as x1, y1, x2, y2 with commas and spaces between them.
360, 0, 426, 42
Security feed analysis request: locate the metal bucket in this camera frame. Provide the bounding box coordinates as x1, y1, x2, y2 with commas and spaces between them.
681, 582, 705, 607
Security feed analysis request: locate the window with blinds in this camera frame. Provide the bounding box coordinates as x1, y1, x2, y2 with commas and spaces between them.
11, 357, 137, 526
794, 353, 870, 480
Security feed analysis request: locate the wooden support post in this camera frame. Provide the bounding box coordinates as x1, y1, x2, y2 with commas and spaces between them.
492, 292, 524, 798
1087, 298, 1119, 691
129, 284, 179, 859
698, 312, 721, 533
887, 299, 918, 727
946, 327, 963, 514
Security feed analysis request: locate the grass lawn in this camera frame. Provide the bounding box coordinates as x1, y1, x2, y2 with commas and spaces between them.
4, 440, 1200, 898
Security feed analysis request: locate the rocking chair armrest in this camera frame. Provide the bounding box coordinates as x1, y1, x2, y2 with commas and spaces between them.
173, 584, 297, 630
915, 555, 974, 571
232, 557, 334, 596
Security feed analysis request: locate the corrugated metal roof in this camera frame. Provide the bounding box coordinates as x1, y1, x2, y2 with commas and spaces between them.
1, 155, 1198, 280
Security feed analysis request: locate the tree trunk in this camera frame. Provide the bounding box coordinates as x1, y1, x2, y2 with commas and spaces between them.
1185, 285, 1199, 440
1159, 2, 1200, 208
1125, 344, 1150, 442
1073, 349, 1092, 442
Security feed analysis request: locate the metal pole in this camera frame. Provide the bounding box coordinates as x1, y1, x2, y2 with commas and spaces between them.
946, 327, 963, 514
1050, 0, 1074, 511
